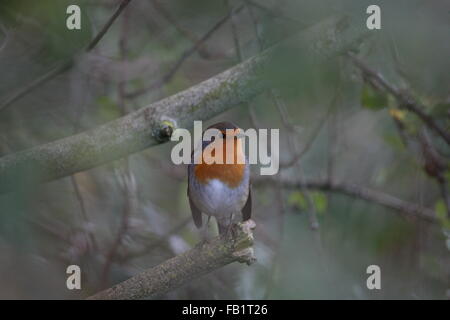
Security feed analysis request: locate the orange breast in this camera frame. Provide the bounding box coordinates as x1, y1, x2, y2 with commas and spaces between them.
194, 137, 245, 188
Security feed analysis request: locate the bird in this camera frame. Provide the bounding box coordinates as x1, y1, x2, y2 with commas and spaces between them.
187, 121, 251, 238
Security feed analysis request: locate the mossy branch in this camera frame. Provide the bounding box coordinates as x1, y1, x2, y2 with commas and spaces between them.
88, 220, 256, 300
0, 16, 368, 194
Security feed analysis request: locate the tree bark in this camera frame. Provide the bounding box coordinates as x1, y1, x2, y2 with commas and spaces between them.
88, 220, 256, 300
0, 16, 368, 194
255, 176, 436, 222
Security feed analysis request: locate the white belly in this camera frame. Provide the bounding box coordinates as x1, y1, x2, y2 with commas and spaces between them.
193, 179, 248, 220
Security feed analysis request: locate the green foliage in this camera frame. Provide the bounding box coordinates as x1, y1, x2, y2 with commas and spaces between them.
288, 191, 307, 210
361, 84, 388, 110
444, 170, 450, 182
287, 191, 327, 214
311, 191, 327, 214
435, 200, 450, 230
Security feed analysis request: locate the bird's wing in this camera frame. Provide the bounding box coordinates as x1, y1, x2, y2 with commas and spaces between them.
188, 165, 202, 228
242, 184, 252, 221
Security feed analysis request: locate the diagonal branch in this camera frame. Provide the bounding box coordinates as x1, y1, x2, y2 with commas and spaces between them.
88, 220, 256, 300
0, 16, 369, 194
125, 4, 245, 99
87, 0, 132, 51
150, 0, 213, 59
0, 0, 133, 112
347, 52, 450, 145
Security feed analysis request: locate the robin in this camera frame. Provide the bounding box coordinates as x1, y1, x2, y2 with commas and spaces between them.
187, 121, 251, 238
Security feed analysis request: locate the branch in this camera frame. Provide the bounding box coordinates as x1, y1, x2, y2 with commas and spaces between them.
0, 0, 133, 112
125, 4, 245, 99
88, 220, 256, 300
0, 16, 368, 194
347, 52, 450, 145
118, 217, 191, 262
245, 0, 306, 26
87, 0, 132, 51
150, 0, 213, 59
255, 176, 437, 223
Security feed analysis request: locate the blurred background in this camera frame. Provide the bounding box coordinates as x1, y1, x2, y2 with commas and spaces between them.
0, 0, 449, 299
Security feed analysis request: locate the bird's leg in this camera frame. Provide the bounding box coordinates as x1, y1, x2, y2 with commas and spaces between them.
224, 212, 236, 238
200, 215, 212, 244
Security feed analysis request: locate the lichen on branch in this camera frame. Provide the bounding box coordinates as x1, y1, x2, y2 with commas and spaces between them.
88, 219, 256, 300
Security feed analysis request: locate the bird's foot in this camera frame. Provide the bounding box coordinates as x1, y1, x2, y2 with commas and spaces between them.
198, 230, 213, 246
221, 222, 238, 240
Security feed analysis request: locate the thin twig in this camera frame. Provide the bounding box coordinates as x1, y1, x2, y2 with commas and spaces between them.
419, 129, 450, 218
0, 17, 369, 194
100, 165, 135, 288
150, 0, 212, 59
89, 220, 256, 299
125, 4, 245, 99
100, 9, 134, 288
0, 21, 10, 52
279, 107, 330, 168
70, 175, 97, 250
255, 176, 437, 223
245, 0, 306, 26
347, 52, 450, 145
225, 0, 243, 61
0, 0, 133, 112
87, 0, 133, 51
119, 217, 191, 261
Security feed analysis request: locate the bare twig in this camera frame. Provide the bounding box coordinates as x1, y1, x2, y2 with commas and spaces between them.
87, 0, 133, 51
0, 0, 133, 112
100, 168, 134, 287
125, 4, 245, 99
70, 175, 97, 250
245, 0, 306, 26
0, 21, 10, 52
279, 107, 329, 168
245, 5, 325, 294
119, 217, 191, 261
150, 0, 212, 59
0, 16, 368, 194
348, 52, 450, 145
419, 130, 450, 218
255, 176, 437, 223
225, 0, 243, 61
88, 220, 256, 299
0, 61, 73, 112
100, 11, 135, 288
